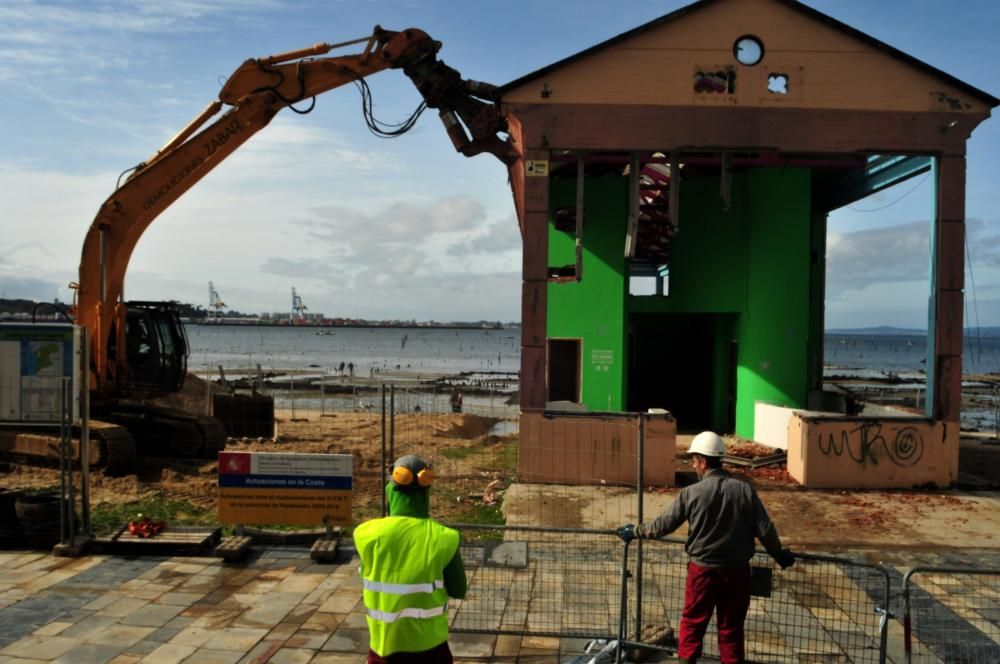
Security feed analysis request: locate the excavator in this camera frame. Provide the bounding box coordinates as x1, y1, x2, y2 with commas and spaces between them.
2, 26, 514, 474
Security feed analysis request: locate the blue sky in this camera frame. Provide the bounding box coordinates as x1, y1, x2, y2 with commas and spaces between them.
1, 0, 998, 327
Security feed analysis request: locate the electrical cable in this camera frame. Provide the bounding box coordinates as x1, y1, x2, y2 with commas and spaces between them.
253, 60, 316, 114
846, 172, 930, 213
116, 164, 143, 189
341, 67, 427, 137
965, 232, 982, 365
31, 302, 73, 324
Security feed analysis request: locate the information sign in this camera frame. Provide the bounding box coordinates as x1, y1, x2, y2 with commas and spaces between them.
0, 323, 79, 424
217, 451, 353, 526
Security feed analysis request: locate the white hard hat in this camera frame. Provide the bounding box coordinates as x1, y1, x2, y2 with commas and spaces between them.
688, 431, 726, 457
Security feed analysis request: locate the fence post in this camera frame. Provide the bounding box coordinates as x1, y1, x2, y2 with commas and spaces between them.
616, 537, 632, 663
878, 566, 891, 664
902, 570, 913, 664
58, 378, 69, 545
390, 384, 396, 464
380, 383, 387, 517
80, 325, 91, 535
635, 413, 645, 642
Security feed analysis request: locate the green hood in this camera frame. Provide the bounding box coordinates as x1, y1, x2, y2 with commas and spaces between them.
386, 482, 430, 518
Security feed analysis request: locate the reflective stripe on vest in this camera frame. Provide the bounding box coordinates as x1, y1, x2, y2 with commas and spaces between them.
366, 604, 446, 623
363, 578, 445, 595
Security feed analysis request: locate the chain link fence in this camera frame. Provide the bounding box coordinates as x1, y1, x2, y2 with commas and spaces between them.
622, 543, 890, 664
902, 567, 1000, 664
445, 526, 894, 663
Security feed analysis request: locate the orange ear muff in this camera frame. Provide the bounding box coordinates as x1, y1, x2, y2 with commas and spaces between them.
416, 468, 434, 487
392, 466, 415, 486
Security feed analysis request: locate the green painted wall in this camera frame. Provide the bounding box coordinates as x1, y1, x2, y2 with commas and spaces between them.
547, 177, 628, 411
734, 168, 812, 434
546, 168, 815, 435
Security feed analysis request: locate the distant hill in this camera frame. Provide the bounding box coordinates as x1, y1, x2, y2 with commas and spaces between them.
826, 326, 1000, 338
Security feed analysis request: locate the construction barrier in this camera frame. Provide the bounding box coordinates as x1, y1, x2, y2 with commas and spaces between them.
622, 539, 891, 663
902, 567, 1000, 664
449, 524, 623, 639
448, 526, 892, 664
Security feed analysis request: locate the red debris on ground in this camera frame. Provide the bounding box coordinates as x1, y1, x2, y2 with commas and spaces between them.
743, 466, 798, 484
727, 442, 780, 459
127, 515, 166, 538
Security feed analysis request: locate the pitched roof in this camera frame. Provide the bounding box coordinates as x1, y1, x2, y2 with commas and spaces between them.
495, 0, 999, 107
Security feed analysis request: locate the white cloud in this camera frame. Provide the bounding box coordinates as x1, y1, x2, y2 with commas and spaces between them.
447, 214, 521, 255
826, 220, 930, 298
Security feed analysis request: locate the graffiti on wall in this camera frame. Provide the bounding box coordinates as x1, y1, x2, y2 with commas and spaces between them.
816, 422, 924, 467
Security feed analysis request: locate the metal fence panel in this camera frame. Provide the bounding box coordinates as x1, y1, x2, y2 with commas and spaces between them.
449, 525, 624, 639
628, 540, 890, 663
903, 568, 1000, 664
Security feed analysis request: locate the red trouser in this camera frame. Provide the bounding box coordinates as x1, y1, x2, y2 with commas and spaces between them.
678, 561, 751, 664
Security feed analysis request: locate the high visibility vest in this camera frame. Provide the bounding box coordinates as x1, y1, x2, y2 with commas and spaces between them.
354, 516, 460, 656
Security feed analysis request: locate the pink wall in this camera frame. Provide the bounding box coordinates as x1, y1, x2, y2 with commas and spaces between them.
788, 414, 959, 488
519, 411, 675, 486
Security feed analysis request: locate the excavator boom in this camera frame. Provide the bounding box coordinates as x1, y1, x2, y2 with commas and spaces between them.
75, 26, 514, 395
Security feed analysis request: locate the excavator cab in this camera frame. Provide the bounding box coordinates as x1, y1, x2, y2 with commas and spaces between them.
121, 302, 188, 396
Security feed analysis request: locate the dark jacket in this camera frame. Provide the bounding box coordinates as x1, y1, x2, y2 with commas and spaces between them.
636, 469, 783, 567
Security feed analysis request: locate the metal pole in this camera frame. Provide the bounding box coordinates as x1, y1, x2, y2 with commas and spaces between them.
289, 375, 295, 420
635, 414, 645, 641
878, 570, 890, 664
320, 373, 326, 417
902, 574, 912, 664
80, 326, 91, 535
380, 383, 387, 517
205, 363, 211, 416
616, 538, 631, 663
390, 385, 396, 464
65, 379, 75, 542
58, 378, 69, 545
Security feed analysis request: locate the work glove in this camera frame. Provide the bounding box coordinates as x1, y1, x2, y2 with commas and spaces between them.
615, 524, 636, 543
776, 549, 795, 569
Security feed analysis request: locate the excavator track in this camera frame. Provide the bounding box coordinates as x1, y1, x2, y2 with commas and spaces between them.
96, 404, 227, 459
0, 420, 137, 476
0, 407, 226, 475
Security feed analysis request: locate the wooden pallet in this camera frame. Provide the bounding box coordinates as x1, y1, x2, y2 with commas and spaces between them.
92, 525, 221, 556
310, 536, 340, 563
214, 535, 253, 561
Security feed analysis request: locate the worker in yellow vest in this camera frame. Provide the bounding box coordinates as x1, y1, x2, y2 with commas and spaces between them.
354, 454, 467, 663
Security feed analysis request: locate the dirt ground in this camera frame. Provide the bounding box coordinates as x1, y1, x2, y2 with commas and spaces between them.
502, 434, 1000, 555
2, 406, 998, 553
0, 409, 516, 528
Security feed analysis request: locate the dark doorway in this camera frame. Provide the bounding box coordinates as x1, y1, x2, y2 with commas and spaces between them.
547, 338, 581, 402
628, 314, 724, 431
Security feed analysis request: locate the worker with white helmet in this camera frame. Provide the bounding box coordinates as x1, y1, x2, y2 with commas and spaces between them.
617, 431, 794, 664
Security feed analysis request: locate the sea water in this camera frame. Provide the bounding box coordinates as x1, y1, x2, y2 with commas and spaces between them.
185, 325, 999, 429
186, 325, 1000, 376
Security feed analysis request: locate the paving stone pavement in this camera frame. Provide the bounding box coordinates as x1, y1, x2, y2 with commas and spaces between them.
0, 544, 998, 663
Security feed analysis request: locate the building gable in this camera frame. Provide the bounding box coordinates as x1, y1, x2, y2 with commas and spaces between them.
499, 0, 996, 114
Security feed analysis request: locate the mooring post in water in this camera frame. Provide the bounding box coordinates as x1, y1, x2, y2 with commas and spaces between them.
320, 373, 325, 417
204, 363, 211, 416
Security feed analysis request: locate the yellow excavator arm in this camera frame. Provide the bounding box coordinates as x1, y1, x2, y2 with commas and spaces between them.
74, 26, 515, 394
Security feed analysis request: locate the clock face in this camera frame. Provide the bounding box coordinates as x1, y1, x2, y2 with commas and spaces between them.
734, 35, 764, 66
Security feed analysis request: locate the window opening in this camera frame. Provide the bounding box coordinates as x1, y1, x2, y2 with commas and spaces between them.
547, 339, 581, 403
767, 73, 789, 95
